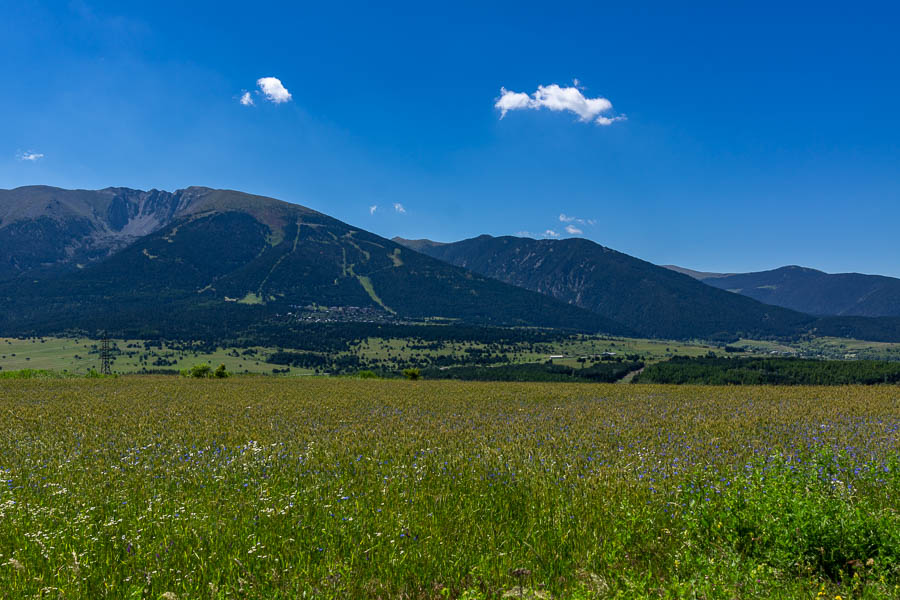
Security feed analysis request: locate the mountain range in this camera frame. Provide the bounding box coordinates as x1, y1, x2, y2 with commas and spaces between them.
0, 186, 622, 339
394, 235, 813, 340
0, 186, 201, 279
663, 265, 900, 318
2, 185, 899, 344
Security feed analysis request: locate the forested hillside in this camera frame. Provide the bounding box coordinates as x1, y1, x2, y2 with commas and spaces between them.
0, 187, 627, 340
397, 235, 812, 340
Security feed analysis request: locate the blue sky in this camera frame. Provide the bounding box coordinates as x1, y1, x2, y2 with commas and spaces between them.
2, 1, 899, 275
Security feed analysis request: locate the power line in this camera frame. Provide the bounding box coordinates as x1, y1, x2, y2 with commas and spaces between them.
100, 335, 112, 376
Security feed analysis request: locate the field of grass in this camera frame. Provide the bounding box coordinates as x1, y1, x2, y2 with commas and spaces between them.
0, 338, 299, 376
2, 379, 899, 598
0, 335, 734, 377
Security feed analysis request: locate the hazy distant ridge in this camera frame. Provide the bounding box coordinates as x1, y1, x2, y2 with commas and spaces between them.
666, 264, 900, 318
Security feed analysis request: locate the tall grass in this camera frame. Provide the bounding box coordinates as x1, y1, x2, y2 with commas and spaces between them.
1, 379, 898, 598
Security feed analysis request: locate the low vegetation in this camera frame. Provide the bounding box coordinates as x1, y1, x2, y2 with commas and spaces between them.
1, 380, 899, 597
0, 368, 70, 379
0, 368, 114, 380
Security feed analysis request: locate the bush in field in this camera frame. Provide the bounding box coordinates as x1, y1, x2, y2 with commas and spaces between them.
182, 363, 212, 378
181, 363, 230, 378
356, 370, 379, 379
402, 367, 420, 380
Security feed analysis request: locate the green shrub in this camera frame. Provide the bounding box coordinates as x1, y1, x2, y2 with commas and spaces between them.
182, 363, 213, 378
402, 367, 420, 380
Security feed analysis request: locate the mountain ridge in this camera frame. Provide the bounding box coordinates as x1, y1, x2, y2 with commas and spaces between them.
0, 185, 329, 280
0, 187, 629, 338
6, 186, 900, 344
660, 265, 731, 280
1, 185, 203, 278
683, 265, 900, 317
395, 234, 813, 340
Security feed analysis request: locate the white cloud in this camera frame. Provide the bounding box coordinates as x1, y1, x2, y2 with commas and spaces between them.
543, 229, 560, 238
495, 83, 624, 125
495, 88, 532, 118
369, 205, 378, 215
256, 77, 292, 103
17, 151, 44, 161
239, 91, 254, 106
565, 224, 583, 235
595, 115, 627, 126
393, 203, 406, 214
559, 213, 597, 226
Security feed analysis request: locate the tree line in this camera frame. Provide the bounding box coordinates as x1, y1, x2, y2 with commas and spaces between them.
634, 356, 900, 385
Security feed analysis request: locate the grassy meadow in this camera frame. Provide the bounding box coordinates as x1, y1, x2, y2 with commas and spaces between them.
0, 338, 285, 376
0, 336, 729, 378
4, 334, 897, 379
2, 379, 899, 598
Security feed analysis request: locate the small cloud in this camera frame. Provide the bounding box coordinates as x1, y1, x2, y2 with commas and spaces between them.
595, 115, 627, 126
495, 88, 533, 119
393, 203, 406, 214
559, 213, 595, 226
543, 229, 560, 238
17, 151, 44, 162
565, 224, 583, 235
256, 77, 292, 103
239, 91, 254, 106
495, 82, 623, 125
369, 205, 378, 215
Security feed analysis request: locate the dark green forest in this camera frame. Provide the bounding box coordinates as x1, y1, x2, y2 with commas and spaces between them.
635, 356, 900, 385
421, 360, 644, 383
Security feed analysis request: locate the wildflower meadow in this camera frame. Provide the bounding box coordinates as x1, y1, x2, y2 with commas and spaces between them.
1, 379, 899, 598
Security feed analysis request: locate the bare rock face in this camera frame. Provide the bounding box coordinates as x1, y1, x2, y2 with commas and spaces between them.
0, 186, 209, 279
